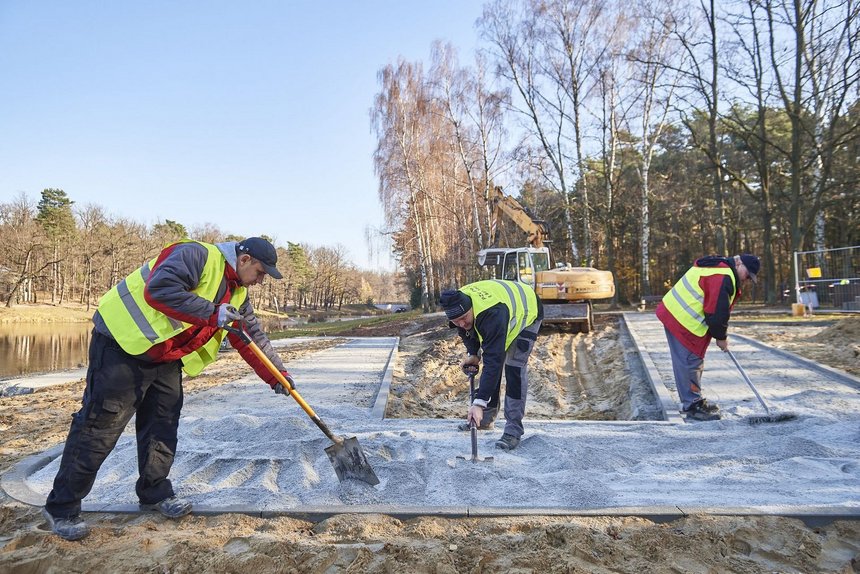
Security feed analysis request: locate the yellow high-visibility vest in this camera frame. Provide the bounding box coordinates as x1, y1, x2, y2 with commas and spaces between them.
661, 266, 735, 336
97, 240, 247, 376
462, 279, 538, 350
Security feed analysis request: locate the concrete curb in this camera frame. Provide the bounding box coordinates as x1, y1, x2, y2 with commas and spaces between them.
1, 444, 64, 507
370, 336, 397, 420
732, 333, 860, 389
620, 314, 684, 424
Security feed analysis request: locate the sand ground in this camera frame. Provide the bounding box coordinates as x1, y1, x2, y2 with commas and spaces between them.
1, 312, 859, 573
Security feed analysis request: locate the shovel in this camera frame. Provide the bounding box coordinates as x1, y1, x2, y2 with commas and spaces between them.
224, 325, 380, 485
456, 370, 493, 464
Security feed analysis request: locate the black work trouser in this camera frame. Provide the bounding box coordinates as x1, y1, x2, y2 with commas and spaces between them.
477, 319, 542, 435
45, 331, 183, 518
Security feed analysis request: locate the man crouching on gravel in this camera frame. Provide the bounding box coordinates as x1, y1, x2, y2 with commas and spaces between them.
440, 280, 543, 451
42, 237, 295, 541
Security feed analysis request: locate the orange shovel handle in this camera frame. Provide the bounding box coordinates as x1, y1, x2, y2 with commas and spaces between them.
223, 325, 340, 444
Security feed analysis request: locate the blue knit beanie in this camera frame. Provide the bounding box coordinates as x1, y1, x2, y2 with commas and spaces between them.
439, 289, 472, 320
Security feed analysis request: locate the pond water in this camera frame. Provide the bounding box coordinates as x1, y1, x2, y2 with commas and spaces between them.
0, 322, 92, 379
0, 317, 301, 379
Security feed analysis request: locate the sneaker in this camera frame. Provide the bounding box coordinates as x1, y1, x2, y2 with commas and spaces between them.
495, 433, 520, 451
683, 400, 722, 421
457, 421, 494, 431
41, 508, 90, 541
139, 495, 193, 518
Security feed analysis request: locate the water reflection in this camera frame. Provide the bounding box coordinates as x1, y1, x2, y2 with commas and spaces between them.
0, 323, 91, 378
0, 314, 368, 379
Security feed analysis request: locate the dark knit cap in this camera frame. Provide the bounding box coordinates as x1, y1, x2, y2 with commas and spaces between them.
739, 254, 760, 283
439, 289, 472, 320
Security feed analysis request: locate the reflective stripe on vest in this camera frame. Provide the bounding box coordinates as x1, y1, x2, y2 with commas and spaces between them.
97, 240, 247, 375
462, 279, 538, 350
661, 266, 735, 336
114, 262, 184, 343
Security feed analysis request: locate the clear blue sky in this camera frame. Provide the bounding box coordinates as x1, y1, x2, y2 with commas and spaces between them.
0, 1, 484, 271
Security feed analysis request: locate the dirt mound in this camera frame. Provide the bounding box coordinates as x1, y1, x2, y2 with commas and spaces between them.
809, 317, 860, 343
736, 317, 860, 376
384, 315, 662, 421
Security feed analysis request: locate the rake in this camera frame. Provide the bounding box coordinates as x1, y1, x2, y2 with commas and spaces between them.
726, 349, 798, 424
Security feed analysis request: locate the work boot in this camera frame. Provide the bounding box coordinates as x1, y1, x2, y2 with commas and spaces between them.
41, 507, 90, 541
695, 399, 720, 413
683, 400, 722, 421
495, 433, 520, 451
139, 495, 193, 518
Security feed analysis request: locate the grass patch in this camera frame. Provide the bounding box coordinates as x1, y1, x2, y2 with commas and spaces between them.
270, 310, 419, 338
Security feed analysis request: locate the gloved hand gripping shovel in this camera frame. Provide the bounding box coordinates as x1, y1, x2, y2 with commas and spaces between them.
456, 367, 493, 464
224, 325, 380, 485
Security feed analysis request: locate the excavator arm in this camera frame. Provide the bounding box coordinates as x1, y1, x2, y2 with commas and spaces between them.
481, 186, 615, 333
489, 186, 550, 249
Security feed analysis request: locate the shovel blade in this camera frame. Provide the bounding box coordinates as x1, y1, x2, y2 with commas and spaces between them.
456, 454, 494, 463
325, 436, 380, 485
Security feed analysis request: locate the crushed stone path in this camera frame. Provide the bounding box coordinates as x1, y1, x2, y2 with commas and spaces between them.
4, 319, 859, 522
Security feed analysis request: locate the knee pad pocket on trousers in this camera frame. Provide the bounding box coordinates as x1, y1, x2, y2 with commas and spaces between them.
143, 439, 176, 470
87, 398, 126, 430
504, 365, 523, 399
507, 337, 534, 368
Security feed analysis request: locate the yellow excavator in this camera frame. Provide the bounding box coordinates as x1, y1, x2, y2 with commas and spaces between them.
477, 187, 615, 332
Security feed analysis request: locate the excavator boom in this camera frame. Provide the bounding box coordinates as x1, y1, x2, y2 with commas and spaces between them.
490, 186, 550, 249
480, 187, 615, 332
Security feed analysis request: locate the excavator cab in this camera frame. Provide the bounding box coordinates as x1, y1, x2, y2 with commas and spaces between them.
491, 247, 551, 287
479, 187, 614, 333
477, 245, 613, 332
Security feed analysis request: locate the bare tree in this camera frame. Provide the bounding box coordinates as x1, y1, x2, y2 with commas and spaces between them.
374, 60, 427, 309
2, 193, 55, 306
76, 203, 109, 311
668, 0, 730, 253
480, 0, 583, 263
595, 29, 638, 304
627, 0, 684, 296
538, 0, 611, 264
430, 43, 509, 254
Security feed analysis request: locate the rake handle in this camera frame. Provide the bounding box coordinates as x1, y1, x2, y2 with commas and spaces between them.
726, 349, 771, 415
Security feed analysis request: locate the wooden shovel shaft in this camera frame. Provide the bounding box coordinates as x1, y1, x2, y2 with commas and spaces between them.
228, 327, 341, 444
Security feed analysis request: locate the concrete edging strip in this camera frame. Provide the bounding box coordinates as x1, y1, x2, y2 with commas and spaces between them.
1, 444, 64, 506
620, 314, 683, 424
732, 333, 860, 389
370, 336, 397, 420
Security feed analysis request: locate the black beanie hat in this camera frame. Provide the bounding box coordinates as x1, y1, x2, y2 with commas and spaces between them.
739, 254, 760, 283
439, 289, 472, 320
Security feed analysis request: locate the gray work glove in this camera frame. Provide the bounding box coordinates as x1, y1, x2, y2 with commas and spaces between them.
217, 304, 242, 327
271, 372, 295, 395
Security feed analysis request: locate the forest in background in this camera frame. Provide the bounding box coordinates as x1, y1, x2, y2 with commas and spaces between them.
372, 0, 860, 308
0, 188, 408, 312
4, 0, 859, 313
